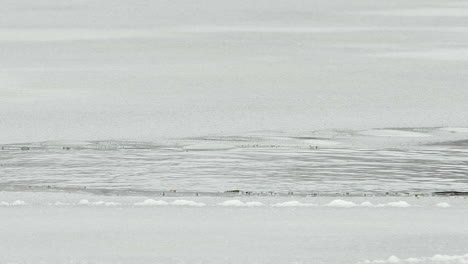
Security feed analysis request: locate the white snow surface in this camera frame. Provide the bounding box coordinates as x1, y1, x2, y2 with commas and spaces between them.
0, 192, 467, 264
134, 199, 169, 206
171, 200, 206, 207
272, 201, 317, 207
1, 192, 467, 264
435, 202, 451, 208
359, 253, 468, 264
218, 200, 264, 207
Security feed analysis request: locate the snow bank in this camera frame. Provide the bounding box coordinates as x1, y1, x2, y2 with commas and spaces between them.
171, 200, 206, 207
78, 199, 90, 205
244, 201, 264, 207
387, 256, 401, 263
360, 201, 374, 207
218, 200, 264, 207
272, 201, 316, 207
360, 201, 384, 207
326, 199, 357, 208
134, 199, 168, 206
77, 200, 121, 206
53, 201, 70, 206
436, 202, 451, 208
103, 202, 121, 206
0, 200, 27, 206
431, 254, 468, 262
359, 253, 468, 264
386, 201, 411, 208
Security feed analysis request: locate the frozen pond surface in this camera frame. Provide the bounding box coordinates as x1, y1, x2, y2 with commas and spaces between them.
2, 0, 468, 142
1, 192, 468, 264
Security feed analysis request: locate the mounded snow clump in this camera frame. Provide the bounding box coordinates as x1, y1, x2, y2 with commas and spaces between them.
386, 201, 411, 208
77, 200, 121, 206
326, 199, 357, 208
0, 200, 27, 206
360, 201, 380, 207
272, 201, 316, 207
218, 200, 264, 207
386, 256, 401, 263
78, 199, 90, 205
435, 202, 451, 208
359, 253, 468, 263
134, 199, 169, 206
171, 200, 206, 207
54, 201, 69, 206
11, 200, 26, 206
104, 202, 121, 206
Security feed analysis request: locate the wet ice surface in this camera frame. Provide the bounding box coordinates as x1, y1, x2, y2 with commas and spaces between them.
1, 192, 468, 264
1, 128, 468, 195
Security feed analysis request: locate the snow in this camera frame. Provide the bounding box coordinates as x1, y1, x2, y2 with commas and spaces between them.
386, 201, 411, 208
326, 200, 357, 208
104, 202, 121, 206
218, 200, 264, 207
244, 201, 264, 207
53, 201, 69, 206
271, 201, 316, 207
360, 253, 468, 264
436, 202, 451, 208
387, 256, 401, 263
171, 200, 206, 207
360, 201, 377, 207
376, 49, 468, 62
0, 200, 27, 206
368, 8, 468, 17
134, 199, 169, 206
78, 199, 90, 205
11, 200, 26, 206
0, 192, 467, 264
